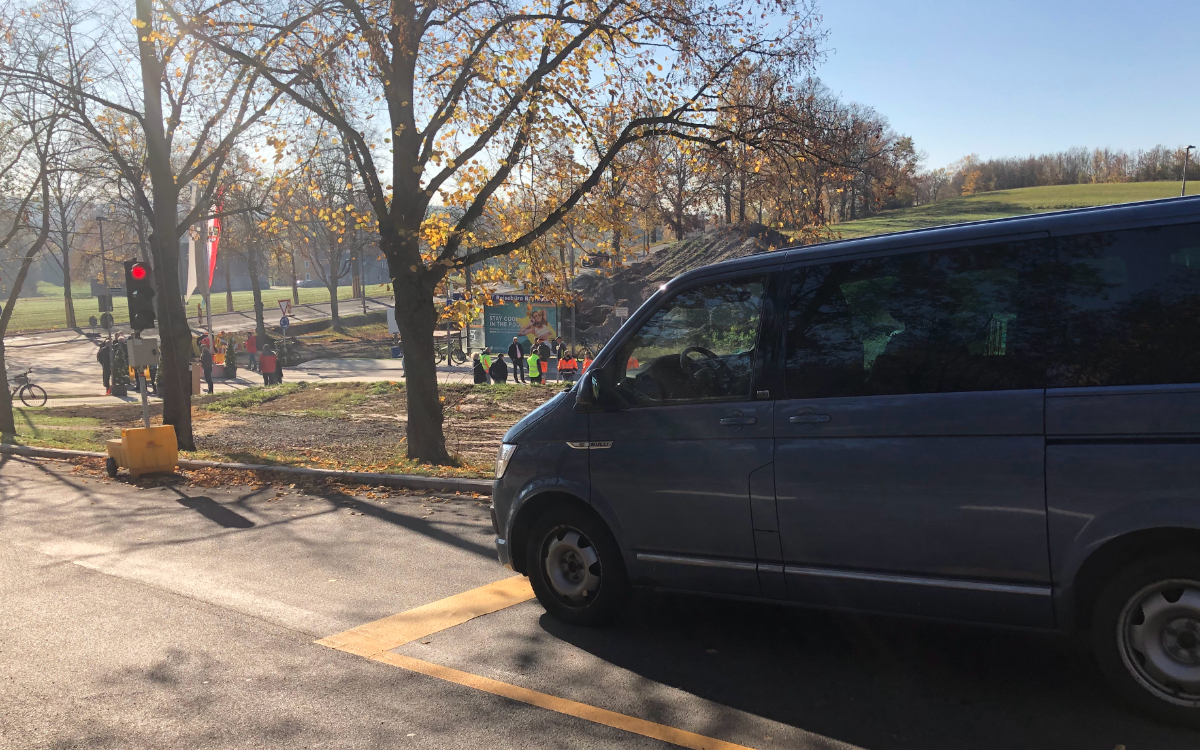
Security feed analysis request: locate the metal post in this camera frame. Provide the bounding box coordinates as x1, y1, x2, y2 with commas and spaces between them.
97, 216, 109, 289
134, 332, 150, 428
1184, 146, 1196, 198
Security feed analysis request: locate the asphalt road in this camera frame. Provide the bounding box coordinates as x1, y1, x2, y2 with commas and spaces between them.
1, 456, 1197, 749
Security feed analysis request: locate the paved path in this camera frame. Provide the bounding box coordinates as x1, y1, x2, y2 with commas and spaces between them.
2, 295, 492, 401
1, 456, 1196, 749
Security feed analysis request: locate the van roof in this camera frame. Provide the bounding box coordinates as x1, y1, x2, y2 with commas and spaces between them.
670, 195, 1200, 288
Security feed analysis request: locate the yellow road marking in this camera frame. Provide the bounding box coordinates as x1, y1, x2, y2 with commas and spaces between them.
318, 576, 758, 750
316, 575, 535, 657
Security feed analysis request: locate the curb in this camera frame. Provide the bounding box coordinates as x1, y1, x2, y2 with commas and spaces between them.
0, 444, 494, 495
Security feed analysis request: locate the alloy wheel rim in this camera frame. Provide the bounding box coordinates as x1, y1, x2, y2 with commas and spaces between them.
1119, 579, 1200, 707
543, 527, 601, 607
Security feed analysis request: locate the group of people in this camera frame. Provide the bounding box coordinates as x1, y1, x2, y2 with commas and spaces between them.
196, 331, 282, 393
99, 329, 284, 397
471, 335, 584, 386
96, 334, 156, 396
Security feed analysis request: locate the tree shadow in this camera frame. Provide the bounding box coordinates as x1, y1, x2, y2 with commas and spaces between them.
167, 487, 256, 529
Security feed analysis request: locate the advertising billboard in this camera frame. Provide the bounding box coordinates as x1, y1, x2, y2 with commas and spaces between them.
484, 295, 557, 352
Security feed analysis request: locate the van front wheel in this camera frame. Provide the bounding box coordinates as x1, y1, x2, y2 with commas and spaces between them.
526, 506, 629, 626
1093, 554, 1200, 728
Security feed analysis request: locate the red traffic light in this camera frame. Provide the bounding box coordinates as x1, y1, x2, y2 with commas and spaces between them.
130, 264, 148, 280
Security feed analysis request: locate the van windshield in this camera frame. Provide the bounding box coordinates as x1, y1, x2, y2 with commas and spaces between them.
613, 278, 765, 406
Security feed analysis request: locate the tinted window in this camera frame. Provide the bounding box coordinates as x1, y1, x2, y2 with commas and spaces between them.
785, 242, 1049, 398
614, 278, 765, 406
1044, 223, 1200, 388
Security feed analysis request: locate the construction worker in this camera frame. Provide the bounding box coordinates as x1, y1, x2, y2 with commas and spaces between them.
558, 352, 578, 382
528, 349, 541, 385
480, 348, 493, 384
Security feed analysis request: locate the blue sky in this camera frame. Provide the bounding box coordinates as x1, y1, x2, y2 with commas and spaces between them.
814, 0, 1199, 169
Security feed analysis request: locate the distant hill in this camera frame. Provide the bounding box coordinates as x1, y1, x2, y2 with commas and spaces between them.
831, 181, 1197, 240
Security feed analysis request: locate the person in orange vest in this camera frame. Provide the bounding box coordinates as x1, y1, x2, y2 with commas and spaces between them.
558, 352, 578, 382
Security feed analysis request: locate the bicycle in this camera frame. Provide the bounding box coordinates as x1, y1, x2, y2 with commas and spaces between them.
434, 338, 468, 366
9, 369, 47, 407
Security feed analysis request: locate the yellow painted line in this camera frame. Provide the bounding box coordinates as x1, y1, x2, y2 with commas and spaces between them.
316, 575, 535, 657
372, 650, 755, 750
317, 577, 758, 750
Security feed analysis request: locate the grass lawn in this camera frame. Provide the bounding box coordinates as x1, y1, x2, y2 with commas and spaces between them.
6, 283, 393, 333
831, 181, 1199, 240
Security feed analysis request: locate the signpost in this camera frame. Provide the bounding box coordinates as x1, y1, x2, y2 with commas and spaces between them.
614, 306, 629, 320
279, 299, 292, 317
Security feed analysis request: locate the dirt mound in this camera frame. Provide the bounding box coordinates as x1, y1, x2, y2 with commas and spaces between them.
572, 223, 790, 347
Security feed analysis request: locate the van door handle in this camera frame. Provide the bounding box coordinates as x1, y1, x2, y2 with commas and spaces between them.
789, 414, 831, 424
720, 416, 757, 426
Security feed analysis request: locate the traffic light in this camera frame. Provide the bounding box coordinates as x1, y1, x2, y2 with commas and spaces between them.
124, 260, 156, 331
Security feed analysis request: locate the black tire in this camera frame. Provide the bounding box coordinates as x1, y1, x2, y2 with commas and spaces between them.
1092, 553, 1200, 728
104, 457, 118, 478
526, 504, 630, 626
19, 384, 47, 408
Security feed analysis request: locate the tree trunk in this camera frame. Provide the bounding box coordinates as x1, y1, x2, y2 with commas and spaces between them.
329, 280, 340, 329
723, 177, 732, 224
61, 246, 77, 329
289, 249, 299, 305
387, 244, 450, 464
0, 340, 12, 442
224, 258, 234, 312
737, 169, 747, 223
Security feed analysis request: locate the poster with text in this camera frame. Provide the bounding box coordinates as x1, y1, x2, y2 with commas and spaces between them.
484, 295, 557, 352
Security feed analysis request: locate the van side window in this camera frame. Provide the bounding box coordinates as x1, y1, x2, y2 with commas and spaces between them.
785, 242, 1047, 398
613, 278, 765, 406
1045, 223, 1200, 388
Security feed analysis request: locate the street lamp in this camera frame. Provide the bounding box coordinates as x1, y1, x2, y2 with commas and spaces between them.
96, 215, 109, 288
1184, 145, 1196, 198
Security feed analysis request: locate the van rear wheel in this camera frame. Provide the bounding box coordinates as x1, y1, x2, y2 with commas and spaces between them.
526, 506, 629, 626
1092, 554, 1200, 727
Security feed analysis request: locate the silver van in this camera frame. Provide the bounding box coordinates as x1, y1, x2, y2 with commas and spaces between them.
491, 196, 1200, 725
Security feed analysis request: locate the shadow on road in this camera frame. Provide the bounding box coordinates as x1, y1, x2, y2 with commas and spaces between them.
170, 491, 256, 529
539, 591, 1200, 750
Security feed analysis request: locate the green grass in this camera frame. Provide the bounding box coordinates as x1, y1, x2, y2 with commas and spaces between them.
4, 283, 392, 333
831, 181, 1199, 240
199, 382, 308, 412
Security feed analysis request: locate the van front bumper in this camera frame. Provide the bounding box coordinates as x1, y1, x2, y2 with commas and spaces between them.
490, 498, 513, 569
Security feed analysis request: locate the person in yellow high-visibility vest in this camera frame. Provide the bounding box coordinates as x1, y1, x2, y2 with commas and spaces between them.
527, 350, 541, 385
480, 348, 493, 384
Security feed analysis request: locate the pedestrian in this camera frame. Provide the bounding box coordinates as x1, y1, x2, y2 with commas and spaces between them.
536, 339, 551, 381
200, 344, 214, 394
528, 348, 541, 385
508, 336, 526, 384
246, 330, 258, 371
489, 353, 508, 384
259, 346, 277, 386
472, 353, 488, 384
554, 336, 567, 360
558, 351, 578, 382
480, 348, 493, 384
96, 338, 112, 395
111, 335, 130, 397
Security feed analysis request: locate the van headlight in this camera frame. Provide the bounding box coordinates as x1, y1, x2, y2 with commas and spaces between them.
495, 443, 517, 479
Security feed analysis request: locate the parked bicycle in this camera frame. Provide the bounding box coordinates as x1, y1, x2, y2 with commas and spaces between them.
434, 338, 468, 366
9, 369, 47, 407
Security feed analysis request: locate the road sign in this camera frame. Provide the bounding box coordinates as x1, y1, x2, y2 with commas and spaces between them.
279, 299, 292, 316
614, 306, 629, 319
99, 312, 113, 330
280, 316, 290, 329
88, 315, 98, 329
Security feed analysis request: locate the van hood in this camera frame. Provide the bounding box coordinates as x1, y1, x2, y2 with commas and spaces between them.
503, 388, 571, 443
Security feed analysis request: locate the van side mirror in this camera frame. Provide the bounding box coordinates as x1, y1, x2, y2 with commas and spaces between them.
576, 374, 598, 407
